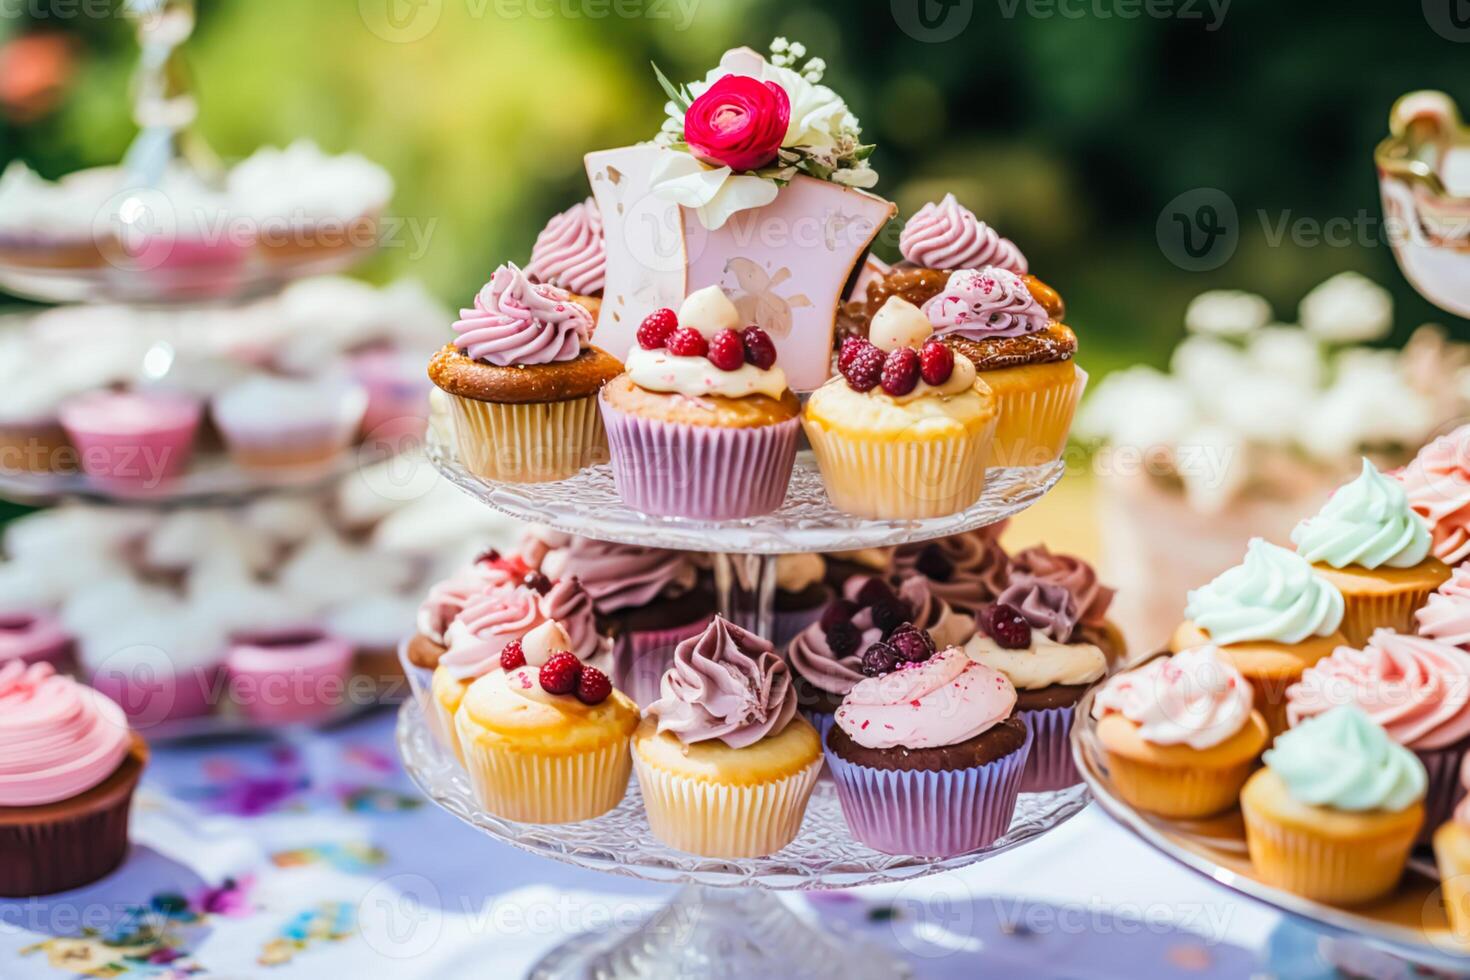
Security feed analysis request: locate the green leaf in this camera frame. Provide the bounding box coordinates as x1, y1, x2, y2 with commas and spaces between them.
851, 143, 876, 161
651, 62, 692, 113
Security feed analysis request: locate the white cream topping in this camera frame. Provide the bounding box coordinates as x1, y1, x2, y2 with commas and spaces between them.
869, 296, 933, 352
625, 347, 789, 400
677, 285, 741, 338
964, 630, 1107, 690
522, 620, 572, 667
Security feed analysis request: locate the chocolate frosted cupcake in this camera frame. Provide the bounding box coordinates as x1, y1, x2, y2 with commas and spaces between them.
528, 530, 714, 708
892, 530, 1010, 616
826, 646, 1030, 856
964, 578, 1107, 792
1, 663, 149, 897
1009, 544, 1126, 667
526, 198, 605, 325
430, 262, 622, 483
633, 617, 821, 858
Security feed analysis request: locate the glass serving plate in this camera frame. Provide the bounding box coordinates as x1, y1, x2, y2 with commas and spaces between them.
399, 699, 1090, 979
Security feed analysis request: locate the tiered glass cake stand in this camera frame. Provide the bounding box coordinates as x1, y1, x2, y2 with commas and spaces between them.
397, 431, 1087, 979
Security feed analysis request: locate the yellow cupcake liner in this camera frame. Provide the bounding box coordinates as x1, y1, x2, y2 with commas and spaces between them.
445, 391, 605, 483
1435, 825, 1470, 941
429, 673, 467, 763
1338, 586, 1437, 647
1101, 750, 1254, 819
632, 752, 822, 858
802, 415, 996, 520
1241, 801, 1420, 906
455, 714, 633, 823
985, 364, 1087, 467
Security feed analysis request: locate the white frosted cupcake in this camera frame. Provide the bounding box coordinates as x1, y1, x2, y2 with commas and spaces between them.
212, 375, 367, 471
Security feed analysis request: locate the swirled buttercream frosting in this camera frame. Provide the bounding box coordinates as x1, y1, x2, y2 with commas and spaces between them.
1263, 705, 1426, 812
1090, 645, 1253, 750
922, 268, 1050, 341
1185, 538, 1344, 645
1292, 458, 1432, 570
899, 194, 1028, 274
452, 262, 592, 366
0, 662, 132, 806
527, 198, 605, 296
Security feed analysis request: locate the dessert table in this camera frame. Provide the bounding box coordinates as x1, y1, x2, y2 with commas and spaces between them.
0, 708, 1298, 980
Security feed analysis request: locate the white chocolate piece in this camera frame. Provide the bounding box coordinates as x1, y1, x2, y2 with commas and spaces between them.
677, 285, 741, 338
522, 620, 572, 666
869, 296, 933, 352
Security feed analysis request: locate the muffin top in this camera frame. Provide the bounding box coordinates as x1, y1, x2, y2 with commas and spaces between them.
833, 646, 1015, 751
1091, 645, 1253, 750
1291, 458, 1432, 571
1263, 705, 1425, 813
1185, 538, 1344, 646
0, 662, 132, 807
1415, 563, 1470, 647
526, 198, 605, 297
645, 616, 795, 750
1286, 629, 1470, 751
964, 579, 1106, 691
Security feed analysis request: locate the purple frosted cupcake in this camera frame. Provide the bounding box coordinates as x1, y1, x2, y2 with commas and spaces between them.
599, 285, 799, 520
963, 578, 1107, 792
892, 530, 1011, 616
826, 646, 1030, 857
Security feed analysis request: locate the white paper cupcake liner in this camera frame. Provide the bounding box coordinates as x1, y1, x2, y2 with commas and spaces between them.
986, 365, 1087, 467
455, 719, 632, 824
448, 391, 605, 483
632, 752, 821, 857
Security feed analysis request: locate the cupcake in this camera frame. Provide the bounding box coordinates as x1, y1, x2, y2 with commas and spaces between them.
1416, 562, 1470, 649
349, 347, 432, 446
430, 263, 622, 483
1240, 706, 1425, 906
526, 198, 604, 324
826, 646, 1030, 856
1175, 538, 1348, 736
1396, 423, 1470, 565
921, 267, 1083, 467
965, 578, 1107, 792
528, 531, 713, 708
891, 529, 1010, 616
0, 378, 74, 474
821, 547, 895, 593
0, 611, 73, 670
406, 548, 533, 702
453, 620, 637, 823
224, 629, 355, 725
633, 617, 821, 858
769, 554, 831, 647
1291, 458, 1450, 645
1286, 629, 1470, 840
1432, 758, 1470, 940
1090, 645, 1270, 819
59, 390, 202, 489
1009, 544, 1127, 666
600, 286, 800, 519
805, 296, 997, 519
786, 575, 975, 738
0, 161, 109, 270
0, 662, 149, 897
83, 619, 224, 729
212, 375, 368, 471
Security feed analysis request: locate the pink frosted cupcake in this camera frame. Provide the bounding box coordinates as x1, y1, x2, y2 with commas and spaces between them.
224, 629, 355, 725
404, 549, 534, 702
1397, 425, 1470, 565
349, 347, 432, 447
212, 375, 368, 471
1417, 563, 1470, 649
600, 286, 800, 519
59, 390, 202, 488
526, 197, 604, 324
1287, 628, 1470, 840
825, 646, 1029, 856
0, 612, 72, 670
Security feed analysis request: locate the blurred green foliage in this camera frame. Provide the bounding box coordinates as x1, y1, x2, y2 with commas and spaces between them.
1, 0, 1464, 377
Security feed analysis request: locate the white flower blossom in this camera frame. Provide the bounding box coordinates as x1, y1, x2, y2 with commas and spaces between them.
1299, 272, 1393, 343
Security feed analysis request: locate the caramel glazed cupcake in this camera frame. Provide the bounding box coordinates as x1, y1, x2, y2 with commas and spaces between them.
429, 262, 622, 483
868, 194, 1081, 467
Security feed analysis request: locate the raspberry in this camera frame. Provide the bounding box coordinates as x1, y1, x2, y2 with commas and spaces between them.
539, 651, 583, 695
838, 335, 868, 375
855, 577, 896, 608
860, 641, 900, 677
575, 665, 612, 705
522, 572, 552, 595
819, 599, 859, 633
707, 328, 745, 371
842, 341, 884, 392
915, 544, 954, 582
500, 639, 526, 672
919, 340, 955, 387
824, 621, 861, 658
881, 347, 920, 397
743, 327, 777, 370
637, 308, 679, 350
666, 327, 709, 358
983, 603, 1032, 650
889, 624, 936, 663
870, 597, 913, 636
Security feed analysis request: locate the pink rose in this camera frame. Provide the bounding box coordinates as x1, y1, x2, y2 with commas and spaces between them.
683, 74, 790, 173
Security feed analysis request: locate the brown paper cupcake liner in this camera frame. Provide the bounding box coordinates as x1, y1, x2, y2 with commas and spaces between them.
1240, 801, 1419, 906
632, 753, 821, 858
455, 719, 633, 824
987, 365, 1087, 468
1338, 586, 1437, 647
446, 391, 606, 483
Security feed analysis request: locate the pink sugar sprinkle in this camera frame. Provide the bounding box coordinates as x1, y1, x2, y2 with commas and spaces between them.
910, 699, 921, 707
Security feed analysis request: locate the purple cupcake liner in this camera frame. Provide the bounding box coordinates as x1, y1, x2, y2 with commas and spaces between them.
773, 601, 829, 649
1017, 705, 1082, 793
599, 393, 798, 520
1418, 745, 1467, 845
801, 707, 837, 745
611, 615, 714, 708
825, 727, 1032, 857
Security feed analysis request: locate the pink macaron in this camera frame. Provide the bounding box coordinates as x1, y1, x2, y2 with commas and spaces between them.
225, 628, 354, 724
0, 611, 73, 670
59, 390, 202, 489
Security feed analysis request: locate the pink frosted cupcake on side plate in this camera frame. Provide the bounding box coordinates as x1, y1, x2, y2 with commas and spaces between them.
825, 646, 1029, 856
526, 197, 604, 326
600, 286, 800, 520
1396, 424, 1470, 565
59, 390, 202, 489
0, 611, 73, 670
1286, 628, 1470, 840
0, 662, 149, 897
212, 374, 368, 472
224, 628, 355, 725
